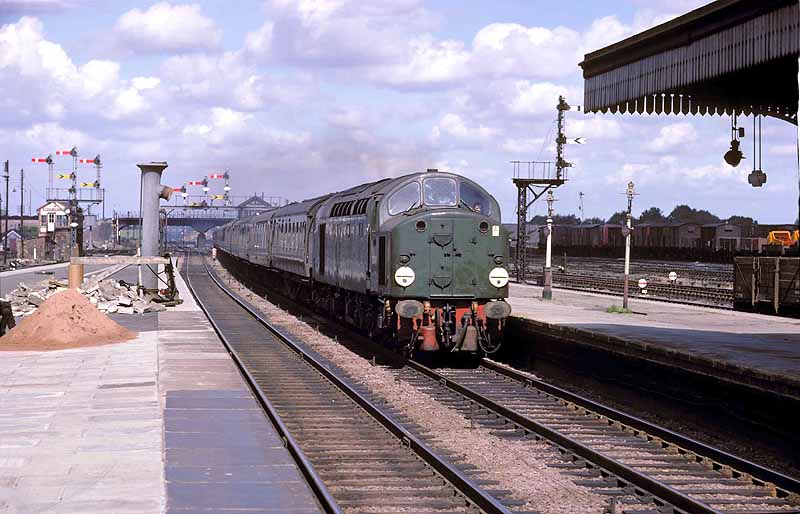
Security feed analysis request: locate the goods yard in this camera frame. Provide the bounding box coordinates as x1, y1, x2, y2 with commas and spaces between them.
515, 256, 735, 308
1, 0, 799, 513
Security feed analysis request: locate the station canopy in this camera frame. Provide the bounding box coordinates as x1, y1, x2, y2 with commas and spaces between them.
580, 0, 799, 124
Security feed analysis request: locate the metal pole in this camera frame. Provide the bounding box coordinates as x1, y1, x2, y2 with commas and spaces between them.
543, 190, 555, 300
516, 182, 528, 283
555, 96, 573, 181
623, 181, 635, 310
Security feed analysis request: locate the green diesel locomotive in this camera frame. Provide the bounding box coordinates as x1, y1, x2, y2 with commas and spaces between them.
213, 169, 512, 358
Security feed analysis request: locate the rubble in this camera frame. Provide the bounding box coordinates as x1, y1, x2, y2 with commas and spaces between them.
4, 277, 168, 318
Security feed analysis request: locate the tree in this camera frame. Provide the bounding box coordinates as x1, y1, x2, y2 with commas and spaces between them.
581, 216, 605, 225
728, 215, 755, 226
638, 207, 666, 224
529, 214, 580, 225
667, 204, 720, 224
607, 210, 632, 225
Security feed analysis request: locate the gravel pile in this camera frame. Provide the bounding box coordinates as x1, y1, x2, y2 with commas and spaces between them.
211, 259, 607, 514
5, 278, 166, 318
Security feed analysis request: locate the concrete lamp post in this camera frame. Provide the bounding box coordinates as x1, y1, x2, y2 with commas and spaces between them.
542, 190, 555, 301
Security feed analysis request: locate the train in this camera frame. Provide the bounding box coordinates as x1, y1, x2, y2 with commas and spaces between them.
511, 222, 799, 263
212, 169, 512, 358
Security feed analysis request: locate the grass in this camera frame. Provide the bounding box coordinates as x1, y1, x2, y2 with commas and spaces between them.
606, 305, 632, 314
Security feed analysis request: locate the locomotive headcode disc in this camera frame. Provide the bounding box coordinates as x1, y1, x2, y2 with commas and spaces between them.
489, 267, 509, 288
394, 266, 415, 287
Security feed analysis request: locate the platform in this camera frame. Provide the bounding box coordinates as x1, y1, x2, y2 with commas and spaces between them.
508, 283, 800, 399
0, 261, 115, 296
0, 260, 324, 514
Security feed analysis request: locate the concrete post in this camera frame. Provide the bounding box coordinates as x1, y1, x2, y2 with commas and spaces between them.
137, 162, 169, 291
542, 190, 555, 301
543, 217, 553, 300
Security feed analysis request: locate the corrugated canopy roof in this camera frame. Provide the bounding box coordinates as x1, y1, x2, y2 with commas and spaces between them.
580, 0, 798, 124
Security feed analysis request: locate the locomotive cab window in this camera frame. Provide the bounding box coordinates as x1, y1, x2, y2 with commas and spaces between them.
459, 181, 492, 216
388, 181, 421, 215
423, 177, 457, 207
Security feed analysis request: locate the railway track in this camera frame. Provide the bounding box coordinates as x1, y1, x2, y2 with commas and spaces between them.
204, 252, 799, 513
513, 269, 734, 308
394, 360, 800, 514
182, 255, 521, 514
552, 273, 733, 304
525, 257, 734, 283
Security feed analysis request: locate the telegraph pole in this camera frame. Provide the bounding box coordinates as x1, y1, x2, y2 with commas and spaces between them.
543, 189, 555, 300
3, 162, 8, 264
622, 181, 636, 310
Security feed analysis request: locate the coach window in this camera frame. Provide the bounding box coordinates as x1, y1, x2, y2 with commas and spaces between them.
423, 177, 457, 207
388, 181, 420, 215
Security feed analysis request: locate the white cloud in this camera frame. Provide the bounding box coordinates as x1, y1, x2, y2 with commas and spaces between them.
0, 0, 79, 17
606, 156, 748, 187
374, 36, 470, 87
769, 144, 797, 156
470, 23, 582, 79
582, 16, 630, 53
264, 0, 432, 66
647, 122, 698, 152
0, 17, 156, 123
567, 117, 623, 140
501, 137, 545, 154
114, 2, 221, 54
506, 81, 574, 116
159, 52, 313, 111
243, 21, 274, 56
431, 113, 499, 145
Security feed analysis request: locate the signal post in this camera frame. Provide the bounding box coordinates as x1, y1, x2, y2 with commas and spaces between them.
622, 181, 636, 310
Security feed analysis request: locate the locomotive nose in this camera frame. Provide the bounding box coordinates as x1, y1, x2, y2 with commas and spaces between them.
412, 216, 508, 298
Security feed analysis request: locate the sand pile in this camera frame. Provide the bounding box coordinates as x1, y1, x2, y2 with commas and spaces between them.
7, 278, 167, 318
0, 289, 136, 351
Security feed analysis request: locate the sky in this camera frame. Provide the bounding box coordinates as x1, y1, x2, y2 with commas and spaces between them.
0, 0, 797, 223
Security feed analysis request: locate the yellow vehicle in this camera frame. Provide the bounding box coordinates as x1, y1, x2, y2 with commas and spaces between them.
767, 230, 799, 247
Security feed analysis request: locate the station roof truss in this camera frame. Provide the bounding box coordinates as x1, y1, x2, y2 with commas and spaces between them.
580, 0, 799, 124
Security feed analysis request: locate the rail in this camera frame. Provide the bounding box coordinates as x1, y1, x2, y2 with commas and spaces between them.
183, 253, 342, 514
184, 253, 513, 514
403, 358, 800, 514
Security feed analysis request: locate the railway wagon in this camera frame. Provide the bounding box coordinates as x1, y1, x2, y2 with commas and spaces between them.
213, 170, 512, 357
734, 256, 800, 316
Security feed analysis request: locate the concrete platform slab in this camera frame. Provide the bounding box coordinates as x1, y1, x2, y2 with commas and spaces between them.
508, 283, 800, 398
0, 259, 324, 514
